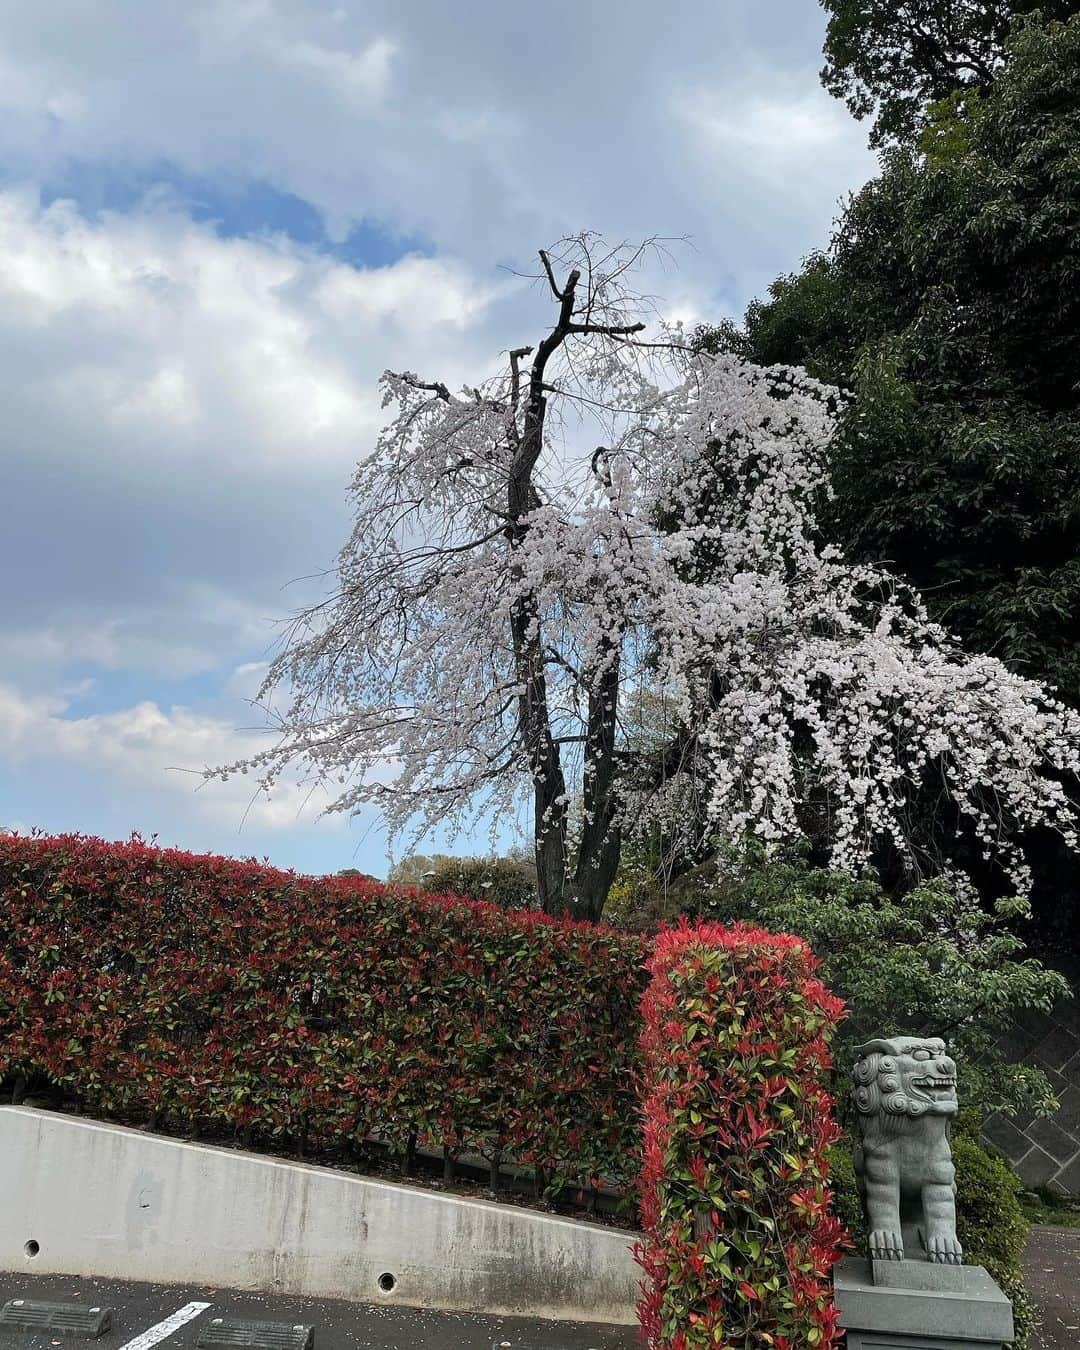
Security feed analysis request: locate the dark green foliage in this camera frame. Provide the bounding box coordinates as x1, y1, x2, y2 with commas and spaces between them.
695, 253, 855, 380
826, 1139, 864, 1247
388, 852, 538, 910
640, 847, 1068, 1123
1021, 1187, 1080, 1227
424, 855, 537, 910
950, 1133, 1038, 1348
951, 1133, 1029, 1275
818, 0, 1080, 147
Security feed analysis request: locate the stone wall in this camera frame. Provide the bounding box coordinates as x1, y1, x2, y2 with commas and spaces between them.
982, 993, 1080, 1195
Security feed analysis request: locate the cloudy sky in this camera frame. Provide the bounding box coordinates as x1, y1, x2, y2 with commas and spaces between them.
0, 1, 874, 877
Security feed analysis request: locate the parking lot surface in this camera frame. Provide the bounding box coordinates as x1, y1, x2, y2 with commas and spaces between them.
0, 1275, 641, 1350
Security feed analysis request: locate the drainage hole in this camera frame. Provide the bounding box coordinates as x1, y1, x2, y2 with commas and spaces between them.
377, 1272, 396, 1293
24, 1240, 39, 1258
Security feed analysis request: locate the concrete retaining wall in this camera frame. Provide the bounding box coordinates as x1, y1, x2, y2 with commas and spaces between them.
0, 1108, 640, 1324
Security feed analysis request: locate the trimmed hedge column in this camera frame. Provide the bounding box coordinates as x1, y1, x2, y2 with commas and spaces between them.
635, 920, 848, 1349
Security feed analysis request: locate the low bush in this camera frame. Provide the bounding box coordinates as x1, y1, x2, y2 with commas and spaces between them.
636, 919, 847, 1349
951, 1134, 1036, 1350
0, 832, 645, 1191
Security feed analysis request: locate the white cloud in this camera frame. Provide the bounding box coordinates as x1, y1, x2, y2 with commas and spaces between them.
0, 618, 218, 681
0, 680, 345, 832
0, 189, 515, 474
676, 88, 855, 157
315, 253, 503, 330
0, 3, 872, 286
0, 583, 280, 682
0, 186, 532, 667
225, 661, 271, 700
274, 35, 398, 104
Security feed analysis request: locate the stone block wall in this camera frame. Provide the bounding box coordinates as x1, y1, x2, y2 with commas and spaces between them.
981, 993, 1080, 1194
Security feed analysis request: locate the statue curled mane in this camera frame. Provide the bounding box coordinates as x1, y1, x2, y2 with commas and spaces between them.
852, 1035, 963, 1265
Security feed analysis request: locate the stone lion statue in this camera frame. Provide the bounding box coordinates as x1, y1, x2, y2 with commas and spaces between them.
852, 1036, 963, 1266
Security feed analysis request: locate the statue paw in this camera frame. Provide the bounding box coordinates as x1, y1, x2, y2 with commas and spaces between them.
868, 1229, 904, 1261
926, 1233, 963, 1265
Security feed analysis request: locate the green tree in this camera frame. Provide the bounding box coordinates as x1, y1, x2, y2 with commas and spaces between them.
818, 0, 1080, 147
629, 845, 1067, 1122
388, 851, 538, 910
701, 12, 1080, 708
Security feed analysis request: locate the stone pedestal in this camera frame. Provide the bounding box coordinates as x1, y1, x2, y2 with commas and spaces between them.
834, 1258, 1015, 1349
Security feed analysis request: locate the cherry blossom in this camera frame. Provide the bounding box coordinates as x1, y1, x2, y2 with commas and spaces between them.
211, 237, 1080, 918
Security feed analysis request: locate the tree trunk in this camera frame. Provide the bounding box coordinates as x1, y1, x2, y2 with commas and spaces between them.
510, 597, 570, 913
501, 253, 643, 918
568, 826, 621, 923
568, 642, 622, 921
505, 265, 581, 916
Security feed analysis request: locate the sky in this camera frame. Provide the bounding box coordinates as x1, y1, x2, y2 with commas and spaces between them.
0, 0, 875, 878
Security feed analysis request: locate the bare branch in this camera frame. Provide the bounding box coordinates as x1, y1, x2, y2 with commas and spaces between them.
538, 249, 565, 300
566, 321, 646, 337
388, 371, 452, 402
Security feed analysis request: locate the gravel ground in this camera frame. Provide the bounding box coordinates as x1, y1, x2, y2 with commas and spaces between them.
1024, 1225, 1080, 1350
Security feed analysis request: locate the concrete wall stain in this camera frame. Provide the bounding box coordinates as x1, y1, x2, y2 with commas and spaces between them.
0, 1107, 639, 1325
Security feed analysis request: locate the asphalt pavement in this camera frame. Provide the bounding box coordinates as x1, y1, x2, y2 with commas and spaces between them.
11, 1236, 1075, 1349
0, 1274, 642, 1350
1024, 1225, 1080, 1350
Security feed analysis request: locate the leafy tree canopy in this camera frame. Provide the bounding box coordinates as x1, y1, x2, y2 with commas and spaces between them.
819, 0, 1080, 147
701, 12, 1080, 706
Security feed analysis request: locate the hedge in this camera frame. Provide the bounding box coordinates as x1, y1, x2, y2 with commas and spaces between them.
635, 920, 847, 1350
0, 833, 647, 1191
2, 834, 852, 1348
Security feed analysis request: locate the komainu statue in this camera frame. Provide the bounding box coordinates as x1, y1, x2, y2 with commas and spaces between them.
852, 1036, 963, 1266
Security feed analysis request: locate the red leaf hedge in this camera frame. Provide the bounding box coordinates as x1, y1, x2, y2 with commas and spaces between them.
1, 834, 848, 1349
0, 833, 647, 1190
635, 919, 847, 1350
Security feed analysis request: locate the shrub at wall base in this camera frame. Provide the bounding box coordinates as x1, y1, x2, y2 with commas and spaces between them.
635, 920, 848, 1349
0, 833, 647, 1195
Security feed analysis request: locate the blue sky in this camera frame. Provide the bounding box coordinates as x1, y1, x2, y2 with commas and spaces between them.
0, 1, 874, 878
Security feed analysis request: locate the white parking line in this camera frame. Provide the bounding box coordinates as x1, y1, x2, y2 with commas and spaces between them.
114, 1302, 211, 1350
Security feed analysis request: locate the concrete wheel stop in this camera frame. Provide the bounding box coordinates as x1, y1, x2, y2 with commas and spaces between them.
0, 1299, 114, 1339
196, 1318, 315, 1350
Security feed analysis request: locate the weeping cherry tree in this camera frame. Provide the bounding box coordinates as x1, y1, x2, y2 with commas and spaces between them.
213, 236, 1080, 920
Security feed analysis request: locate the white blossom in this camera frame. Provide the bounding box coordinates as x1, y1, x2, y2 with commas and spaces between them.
210, 238, 1080, 913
